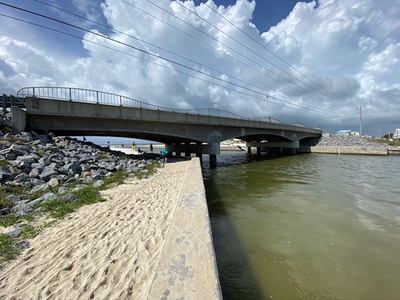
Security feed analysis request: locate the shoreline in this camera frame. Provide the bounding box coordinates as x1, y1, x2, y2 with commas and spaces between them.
0, 159, 222, 299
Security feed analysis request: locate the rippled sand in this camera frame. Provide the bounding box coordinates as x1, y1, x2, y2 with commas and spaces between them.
0, 160, 191, 300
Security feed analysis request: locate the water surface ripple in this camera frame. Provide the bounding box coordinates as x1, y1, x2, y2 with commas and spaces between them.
205, 153, 400, 299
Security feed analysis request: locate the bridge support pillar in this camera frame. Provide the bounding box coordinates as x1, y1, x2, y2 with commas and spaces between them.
257, 147, 261, 155
185, 143, 191, 157
209, 155, 217, 168
247, 147, 251, 154
11, 106, 26, 133
2, 94, 6, 113
196, 153, 202, 164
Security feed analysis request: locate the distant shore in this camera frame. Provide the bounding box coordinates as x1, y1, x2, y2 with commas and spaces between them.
110, 142, 246, 155
300, 134, 399, 155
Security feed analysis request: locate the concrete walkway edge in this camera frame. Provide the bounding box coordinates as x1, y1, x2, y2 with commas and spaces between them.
147, 158, 222, 299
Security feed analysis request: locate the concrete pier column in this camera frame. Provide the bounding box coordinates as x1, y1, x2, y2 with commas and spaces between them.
257, 147, 261, 155
196, 153, 202, 164
247, 147, 251, 154
209, 155, 217, 168
2, 94, 6, 113
185, 143, 191, 156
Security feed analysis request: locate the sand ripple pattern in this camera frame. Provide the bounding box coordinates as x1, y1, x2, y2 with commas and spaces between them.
0, 160, 191, 300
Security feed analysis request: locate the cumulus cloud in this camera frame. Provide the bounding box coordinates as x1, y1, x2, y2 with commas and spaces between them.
0, 0, 399, 135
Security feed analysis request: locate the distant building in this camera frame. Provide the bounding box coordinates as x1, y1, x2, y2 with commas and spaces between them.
336, 130, 351, 135
335, 130, 360, 137
393, 128, 400, 139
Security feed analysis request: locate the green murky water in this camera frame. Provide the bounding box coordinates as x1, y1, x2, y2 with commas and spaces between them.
205, 154, 400, 299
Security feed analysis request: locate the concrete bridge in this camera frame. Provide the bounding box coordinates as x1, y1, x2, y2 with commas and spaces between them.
11, 87, 322, 167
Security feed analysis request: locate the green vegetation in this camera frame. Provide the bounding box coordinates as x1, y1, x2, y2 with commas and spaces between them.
0, 234, 18, 262
0, 162, 159, 266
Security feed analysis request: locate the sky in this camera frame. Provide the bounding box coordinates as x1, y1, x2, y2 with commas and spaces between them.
0, 0, 399, 139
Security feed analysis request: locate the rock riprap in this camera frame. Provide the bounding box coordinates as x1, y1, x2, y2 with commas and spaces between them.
0, 131, 160, 217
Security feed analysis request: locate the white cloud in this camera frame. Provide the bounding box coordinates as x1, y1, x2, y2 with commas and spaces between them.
0, 0, 399, 134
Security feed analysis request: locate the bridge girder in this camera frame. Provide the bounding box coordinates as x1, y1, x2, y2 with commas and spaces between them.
22, 97, 321, 146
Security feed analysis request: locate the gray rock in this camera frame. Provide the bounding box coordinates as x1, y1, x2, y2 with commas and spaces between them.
58, 186, 69, 194
14, 173, 29, 183
11, 200, 29, 213
10, 144, 32, 156
29, 168, 40, 178
38, 156, 51, 167
42, 192, 58, 202
93, 180, 104, 188
7, 229, 21, 237
62, 194, 79, 203
39, 170, 58, 181
62, 161, 81, 174
0, 207, 11, 215
98, 161, 115, 171
30, 178, 46, 186
72, 184, 88, 192
80, 163, 91, 172
90, 169, 101, 179
30, 183, 48, 194
5, 152, 16, 160
4, 195, 21, 205
15, 240, 30, 250
0, 166, 12, 180
83, 176, 93, 184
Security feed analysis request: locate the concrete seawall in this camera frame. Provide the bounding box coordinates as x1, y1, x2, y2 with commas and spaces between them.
148, 157, 222, 299
307, 146, 389, 155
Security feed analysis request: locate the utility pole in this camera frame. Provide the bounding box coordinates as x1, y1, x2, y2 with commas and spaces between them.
357, 106, 364, 137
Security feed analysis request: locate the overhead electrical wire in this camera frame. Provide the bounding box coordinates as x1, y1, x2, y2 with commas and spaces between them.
1, 12, 340, 117
31, 0, 273, 97
198, 0, 346, 102
144, 0, 330, 101
168, 0, 343, 103
0, 1, 344, 118
35, 0, 344, 108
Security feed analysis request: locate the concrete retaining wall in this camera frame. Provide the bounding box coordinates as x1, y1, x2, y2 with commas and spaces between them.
148, 157, 222, 299
309, 146, 388, 155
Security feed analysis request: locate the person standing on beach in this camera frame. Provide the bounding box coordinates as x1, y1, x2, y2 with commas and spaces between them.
160, 149, 169, 165
131, 142, 135, 152
150, 144, 153, 153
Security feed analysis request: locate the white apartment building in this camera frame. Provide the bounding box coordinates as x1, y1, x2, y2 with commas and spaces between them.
393, 128, 400, 139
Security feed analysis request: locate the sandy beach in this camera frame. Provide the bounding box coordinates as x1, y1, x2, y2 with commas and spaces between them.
0, 159, 192, 300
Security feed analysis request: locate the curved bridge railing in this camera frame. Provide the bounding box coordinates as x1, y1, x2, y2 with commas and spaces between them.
16, 86, 318, 129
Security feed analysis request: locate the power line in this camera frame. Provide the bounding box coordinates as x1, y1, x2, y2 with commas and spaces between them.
198, 0, 345, 102
170, 0, 345, 104
0, 11, 343, 118
31, 0, 275, 98
145, 0, 330, 101
0, 2, 344, 118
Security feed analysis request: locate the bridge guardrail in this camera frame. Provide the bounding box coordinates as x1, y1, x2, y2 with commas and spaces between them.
16, 86, 321, 133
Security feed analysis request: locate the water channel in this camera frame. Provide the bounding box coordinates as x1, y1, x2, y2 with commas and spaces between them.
203, 153, 400, 299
